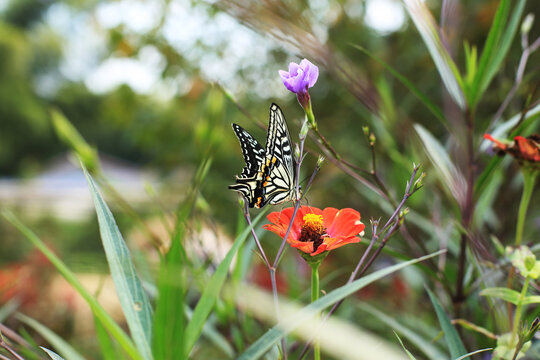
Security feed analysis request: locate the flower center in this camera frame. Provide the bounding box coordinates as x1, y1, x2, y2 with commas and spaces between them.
299, 213, 326, 252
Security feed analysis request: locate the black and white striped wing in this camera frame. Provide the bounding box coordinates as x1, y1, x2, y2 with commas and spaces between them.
231, 123, 265, 178
262, 103, 297, 205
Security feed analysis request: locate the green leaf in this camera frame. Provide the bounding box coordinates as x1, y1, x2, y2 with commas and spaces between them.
358, 303, 446, 360
184, 210, 268, 356
353, 45, 446, 125
454, 348, 493, 360
403, 0, 465, 109
238, 250, 444, 359
425, 287, 467, 358
83, 165, 153, 360
414, 124, 465, 204
94, 314, 124, 360
50, 109, 99, 173
2, 211, 143, 360
469, 0, 510, 106
153, 157, 211, 360
16, 313, 85, 360
393, 331, 417, 360
41, 347, 66, 360
185, 306, 235, 358
522, 296, 540, 305
478, 0, 526, 105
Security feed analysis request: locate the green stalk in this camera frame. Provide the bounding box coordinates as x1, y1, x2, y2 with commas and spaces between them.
310, 263, 321, 360
515, 170, 537, 246
510, 276, 531, 348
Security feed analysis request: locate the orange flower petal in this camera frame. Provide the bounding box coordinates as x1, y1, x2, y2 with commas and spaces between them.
323, 235, 361, 251
515, 136, 540, 162
484, 133, 507, 150
290, 240, 314, 254
327, 208, 363, 237
311, 242, 328, 256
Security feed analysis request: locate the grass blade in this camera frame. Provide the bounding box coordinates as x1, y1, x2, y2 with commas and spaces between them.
403, 0, 465, 109
470, 0, 526, 106
454, 348, 493, 360
83, 165, 153, 360
238, 250, 444, 360
184, 209, 268, 356
393, 331, 417, 360
3, 210, 143, 360
41, 347, 66, 360
358, 303, 446, 360
353, 45, 446, 125
414, 124, 466, 206
16, 313, 85, 360
2, 210, 143, 360
425, 287, 466, 358
153, 157, 211, 359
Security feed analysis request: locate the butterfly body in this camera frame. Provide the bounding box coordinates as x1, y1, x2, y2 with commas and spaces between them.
229, 103, 297, 208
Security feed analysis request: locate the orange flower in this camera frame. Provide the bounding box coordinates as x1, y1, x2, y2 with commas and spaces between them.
484, 133, 540, 163
263, 206, 365, 256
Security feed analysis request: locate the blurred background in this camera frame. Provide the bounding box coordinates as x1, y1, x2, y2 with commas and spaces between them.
1, 0, 540, 358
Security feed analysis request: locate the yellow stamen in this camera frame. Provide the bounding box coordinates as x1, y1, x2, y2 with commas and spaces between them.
303, 213, 324, 230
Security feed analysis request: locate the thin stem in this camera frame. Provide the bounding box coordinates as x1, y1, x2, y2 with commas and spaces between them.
514, 170, 537, 247
242, 202, 270, 268
0, 337, 24, 360
510, 276, 531, 349
454, 107, 476, 319
310, 263, 321, 360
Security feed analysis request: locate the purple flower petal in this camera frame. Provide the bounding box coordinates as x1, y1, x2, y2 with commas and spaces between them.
278, 58, 319, 94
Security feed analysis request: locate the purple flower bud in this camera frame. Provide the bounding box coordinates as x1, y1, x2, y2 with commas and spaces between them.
278, 59, 319, 94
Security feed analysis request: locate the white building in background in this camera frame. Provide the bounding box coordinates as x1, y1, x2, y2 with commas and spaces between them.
0, 153, 163, 221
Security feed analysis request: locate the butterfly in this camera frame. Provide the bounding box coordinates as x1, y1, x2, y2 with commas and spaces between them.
229, 103, 297, 208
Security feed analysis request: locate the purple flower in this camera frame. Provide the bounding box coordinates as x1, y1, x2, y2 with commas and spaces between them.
278, 59, 319, 94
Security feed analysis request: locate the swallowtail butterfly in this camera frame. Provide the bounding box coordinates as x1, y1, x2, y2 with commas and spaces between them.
229, 103, 297, 208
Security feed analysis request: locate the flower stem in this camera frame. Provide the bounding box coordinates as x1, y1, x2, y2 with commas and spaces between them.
510, 276, 531, 349
515, 170, 537, 247
310, 262, 321, 360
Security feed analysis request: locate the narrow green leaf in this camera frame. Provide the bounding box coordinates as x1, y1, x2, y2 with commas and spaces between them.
83, 165, 153, 360
41, 347, 66, 360
50, 109, 99, 173
17, 313, 85, 360
185, 306, 235, 358
184, 210, 268, 356
0, 298, 19, 322
414, 124, 465, 204
393, 331, 417, 360
403, 0, 465, 109
469, 0, 510, 105
480, 287, 521, 304
522, 296, 540, 305
2, 211, 143, 360
353, 45, 446, 125
479, 0, 527, 102
358, 303, 446, 360
238, 251, 444, 360
425, 287, 467, 358
94, 314, 124, 360
153, 157, 211, 360
454, 348, 493, 360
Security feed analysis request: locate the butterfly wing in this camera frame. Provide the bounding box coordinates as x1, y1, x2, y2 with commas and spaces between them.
260, 103, 297, 205
231, 123, 265, 178
229, 104, 297, 208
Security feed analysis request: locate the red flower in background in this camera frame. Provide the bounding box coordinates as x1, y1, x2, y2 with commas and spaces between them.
263, 206, 365, 256
484, 133, 540, 163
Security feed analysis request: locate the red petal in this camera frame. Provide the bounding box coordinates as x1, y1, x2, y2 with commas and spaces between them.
321, 207, 339, 229
311, 243, 328, 256
323, 235, 361, 251
290, 240, 314, 254
484, 133, 507, 150
326, 208, 363, 237
515, 136, 540, 162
